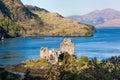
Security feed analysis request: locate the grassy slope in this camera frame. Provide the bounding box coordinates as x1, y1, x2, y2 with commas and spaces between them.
0, 0, 95, 38
26, 5, 95, 36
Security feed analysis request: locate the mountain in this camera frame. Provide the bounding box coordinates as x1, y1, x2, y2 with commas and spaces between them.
0, 0, 43, 38
26, 5, 95, 36
0, 0, 95, 39
0, 0, 44, 37
68, 9, 120, 27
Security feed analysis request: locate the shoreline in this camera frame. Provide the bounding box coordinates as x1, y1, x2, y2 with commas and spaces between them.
5, 63, 49, 76
0, 35, 94, 40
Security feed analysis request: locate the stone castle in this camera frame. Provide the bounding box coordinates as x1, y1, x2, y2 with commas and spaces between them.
40, 38, 74, 64
60, 38, 74, 55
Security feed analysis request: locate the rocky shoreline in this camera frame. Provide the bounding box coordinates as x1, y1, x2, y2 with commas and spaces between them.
5, 63, 48, 76
0, 65, 46, 80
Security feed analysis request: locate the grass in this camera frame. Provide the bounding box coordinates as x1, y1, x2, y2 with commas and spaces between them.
33, 10, 95, 36
25, 59, 49, 67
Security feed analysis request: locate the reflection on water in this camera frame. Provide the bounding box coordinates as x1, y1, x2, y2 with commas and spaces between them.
0, 27, 120, 67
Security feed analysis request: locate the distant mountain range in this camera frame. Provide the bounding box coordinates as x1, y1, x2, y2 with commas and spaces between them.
0, 0, 95, 39
68, 9, 120, 27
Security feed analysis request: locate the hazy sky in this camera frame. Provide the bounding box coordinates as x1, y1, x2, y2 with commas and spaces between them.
21, 0, 120, 17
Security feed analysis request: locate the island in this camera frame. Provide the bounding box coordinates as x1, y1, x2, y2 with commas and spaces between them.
1, 38, 119, 80
6, 38, 77, 75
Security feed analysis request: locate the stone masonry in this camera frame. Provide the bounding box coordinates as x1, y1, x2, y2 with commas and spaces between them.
40, 47, 49, 59
40, 38, 74, 64
60, 38, 74, 55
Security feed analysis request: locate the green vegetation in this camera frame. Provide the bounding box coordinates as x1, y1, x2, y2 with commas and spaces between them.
25, 59, 49, 67
0, 0, 95, 38
45, 53, 90, 80
27, 5, 95, 36
0, 55, 120, 80
33, 9, 95, 36
0, 27, 6, 38
45, 55, 120, 80
0, 17, 25, 38
0, 0, 43, 37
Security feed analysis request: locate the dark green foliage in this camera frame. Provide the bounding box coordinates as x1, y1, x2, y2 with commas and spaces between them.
0, 27, 7, 38
103, 56, 120, 64
1, 56, 120, 80
0, 0, 11, 18
45, 56, 120, 80
0, 0, 44, 37
0, 68, 21, 80
83, 56, 120, 80
22, 69, 46, 80
0, 68, 46, 80
45, 53, 90, 80
0, 17, 25, 37
62, 52, 71, 65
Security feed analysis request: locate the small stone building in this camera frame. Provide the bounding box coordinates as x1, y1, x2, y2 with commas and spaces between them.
60, 38, 74, 55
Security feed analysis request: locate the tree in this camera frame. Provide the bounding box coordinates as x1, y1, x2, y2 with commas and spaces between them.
0, 17, 25, 37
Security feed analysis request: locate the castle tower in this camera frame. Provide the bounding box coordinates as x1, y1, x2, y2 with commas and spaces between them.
40, 47, 49, 59
60, 38, 74, 55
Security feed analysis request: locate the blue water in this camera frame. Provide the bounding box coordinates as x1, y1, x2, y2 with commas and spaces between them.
0, 27, 120, 67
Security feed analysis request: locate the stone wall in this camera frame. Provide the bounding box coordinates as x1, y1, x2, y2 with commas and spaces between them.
40, 48, 59, 64
60, 38, 74, 55
40, 38, 75, 64
40, 47, 49, 59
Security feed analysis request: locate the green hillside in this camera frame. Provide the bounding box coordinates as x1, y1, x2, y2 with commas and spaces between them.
0, 0, 95, 39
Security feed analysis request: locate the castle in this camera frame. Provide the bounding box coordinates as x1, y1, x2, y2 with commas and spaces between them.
40, 38, 74, 64
60, 38, 74, 55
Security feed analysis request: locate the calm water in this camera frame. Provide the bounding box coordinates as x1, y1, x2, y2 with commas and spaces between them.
0, 27, 120, 67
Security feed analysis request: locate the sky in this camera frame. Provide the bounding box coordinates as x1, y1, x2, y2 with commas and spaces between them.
21, 0, 120, 17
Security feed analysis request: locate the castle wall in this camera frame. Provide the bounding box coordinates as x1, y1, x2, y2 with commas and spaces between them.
40, 48, 59, 64
60, 38, 74, 55
40, 47, 49, 59
40, 38, 75, 64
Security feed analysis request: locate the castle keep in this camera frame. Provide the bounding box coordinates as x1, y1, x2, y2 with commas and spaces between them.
40, 38, 74, 64
60, 38, 74, 55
